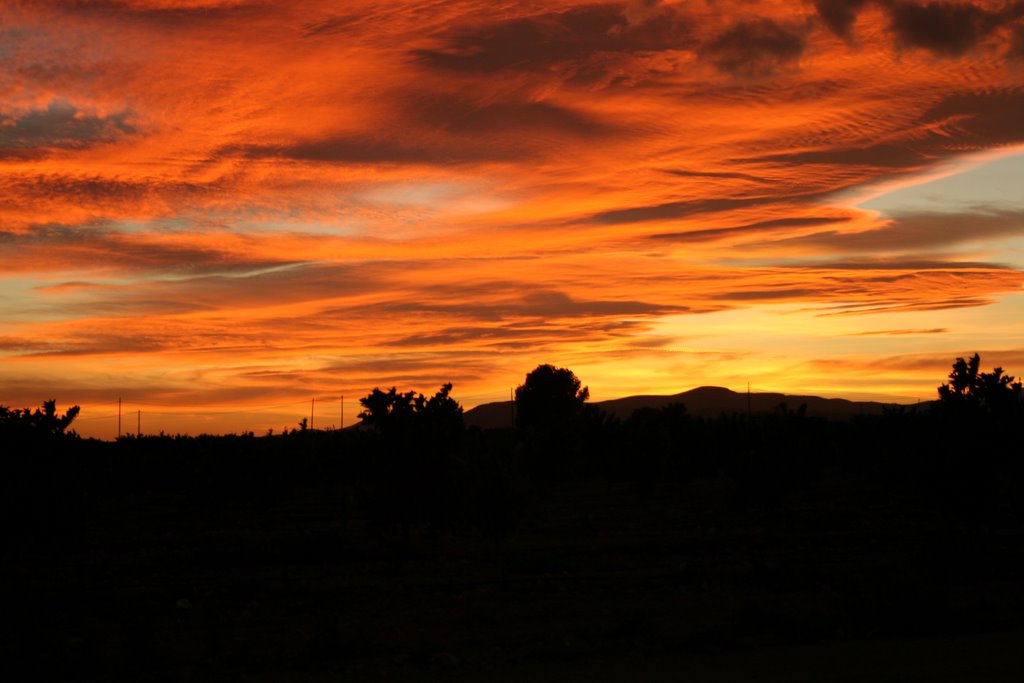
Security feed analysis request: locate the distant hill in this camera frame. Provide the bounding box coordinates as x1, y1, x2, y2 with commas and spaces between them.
464, 386, 919, 429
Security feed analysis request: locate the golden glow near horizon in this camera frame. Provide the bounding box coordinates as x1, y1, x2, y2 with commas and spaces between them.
2, 0, 1024, 438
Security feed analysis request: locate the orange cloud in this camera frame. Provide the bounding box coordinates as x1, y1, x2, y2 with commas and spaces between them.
2, 0, 1023, 436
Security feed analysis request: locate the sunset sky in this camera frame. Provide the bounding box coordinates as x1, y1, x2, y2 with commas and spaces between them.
2, 0, 1024, 438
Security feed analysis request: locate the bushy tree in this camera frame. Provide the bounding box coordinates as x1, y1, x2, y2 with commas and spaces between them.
420, 382, 464, 438
0, 399, 80, 440
938, 353, 1022, 415
358, 383, 463, 437
514, 364, 589, 432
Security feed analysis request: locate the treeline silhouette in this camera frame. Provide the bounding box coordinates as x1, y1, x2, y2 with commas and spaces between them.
4, 355, 1023, 537
5, 355, 1024, 679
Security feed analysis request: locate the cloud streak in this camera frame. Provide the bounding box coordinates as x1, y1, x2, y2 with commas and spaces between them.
2, 0, 1024, 436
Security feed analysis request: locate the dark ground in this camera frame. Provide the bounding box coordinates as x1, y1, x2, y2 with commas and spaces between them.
10, 455, 1024, 682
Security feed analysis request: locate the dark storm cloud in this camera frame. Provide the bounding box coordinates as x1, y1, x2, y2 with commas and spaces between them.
814, 0, 870, 37
414, 2, 692, 73
887, 1, 1005, 56
699, 18, 806, 76
0, 101, 134, 158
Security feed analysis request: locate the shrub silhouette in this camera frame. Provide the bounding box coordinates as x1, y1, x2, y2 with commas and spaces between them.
358, 383, 463, 438
938, 353, 1022, 415
514, 364, 589, 432
0, 399, 80, 440
357, 383, 466, 531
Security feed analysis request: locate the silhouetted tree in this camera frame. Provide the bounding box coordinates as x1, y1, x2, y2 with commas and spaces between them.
420, 382, 464, 440
975, 366, 1023, 414
514, 364, 589, 432
356, 384, 465, 532
938, 354, 981, 406
0, 399, 80, 440
938, 353, 1022, 415
358, 383, 463, 437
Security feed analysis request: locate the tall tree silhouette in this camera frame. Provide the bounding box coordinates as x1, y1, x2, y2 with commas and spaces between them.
514, 364, 589, 432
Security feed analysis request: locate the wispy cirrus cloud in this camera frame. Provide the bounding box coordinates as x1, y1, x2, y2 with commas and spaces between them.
759, 210, 1024, 253
3, 0, 1024, 436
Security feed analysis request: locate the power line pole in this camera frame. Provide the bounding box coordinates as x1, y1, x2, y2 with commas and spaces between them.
117, 397, 122, 439
747, 381, 751, 420
340, 395, 344, 430
137, 409, 141, 437
510, 387, 515, 429
311, 397, 315, 431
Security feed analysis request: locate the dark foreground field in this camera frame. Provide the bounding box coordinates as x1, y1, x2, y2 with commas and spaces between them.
6, 408, 1024, 681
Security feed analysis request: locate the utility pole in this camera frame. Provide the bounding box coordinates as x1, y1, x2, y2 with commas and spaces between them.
137, 409, 141, 437
747, 382, 751, 420
510, 387, 515, 429
340, 395, 344, 430
117, 397, 122, 439
311, 397, 315, 431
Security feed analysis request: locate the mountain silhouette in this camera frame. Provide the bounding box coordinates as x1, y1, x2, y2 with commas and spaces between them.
464, 386, 915, 429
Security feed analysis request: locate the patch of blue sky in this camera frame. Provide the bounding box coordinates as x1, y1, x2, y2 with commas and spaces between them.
858, 147, 1024, 217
